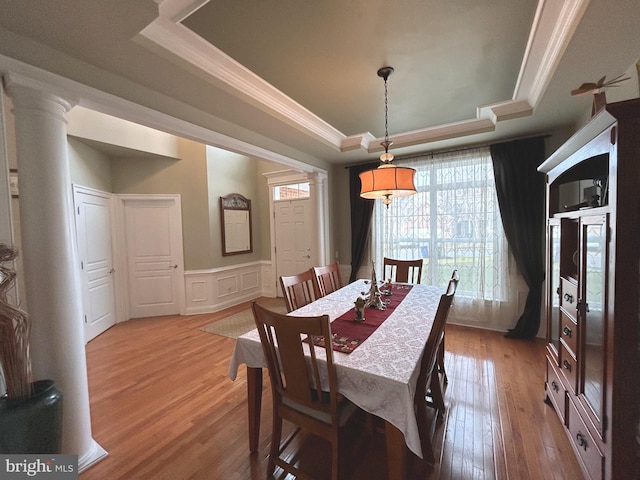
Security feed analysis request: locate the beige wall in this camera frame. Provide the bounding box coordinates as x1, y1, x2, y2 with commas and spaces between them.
67, 131, 284, 271
206, 146, 264, 268
110, 139, 211, 271
68, 137, 113, 192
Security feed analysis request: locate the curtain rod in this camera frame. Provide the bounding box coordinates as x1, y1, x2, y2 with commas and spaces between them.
344, 132, 552, 169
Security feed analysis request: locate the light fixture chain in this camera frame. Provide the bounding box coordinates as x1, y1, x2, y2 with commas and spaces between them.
384, 77, 389, 143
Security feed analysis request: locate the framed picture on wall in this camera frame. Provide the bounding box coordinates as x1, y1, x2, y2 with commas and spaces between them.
9, 169, 18, 197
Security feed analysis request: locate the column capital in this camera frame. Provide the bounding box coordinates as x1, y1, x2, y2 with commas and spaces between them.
307, 171, 328, 185
4, 72, 77, 118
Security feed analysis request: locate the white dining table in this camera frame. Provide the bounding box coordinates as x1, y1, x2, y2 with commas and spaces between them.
227, 279, 443, 480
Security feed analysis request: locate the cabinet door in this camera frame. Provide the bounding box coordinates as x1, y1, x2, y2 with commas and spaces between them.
579, 214, 608, 435
547, 220, 561, 357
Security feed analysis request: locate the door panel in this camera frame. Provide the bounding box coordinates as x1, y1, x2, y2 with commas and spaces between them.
74, 188, 116, 342
275, 199, 312, 289
123, 197, 184, 318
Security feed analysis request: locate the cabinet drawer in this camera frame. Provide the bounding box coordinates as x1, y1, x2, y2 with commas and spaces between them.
559, 343, 577, 394
546, 358, 566, 422
567, 398, 604, 480
560, 311, 578, 355
560, 278, 578, 319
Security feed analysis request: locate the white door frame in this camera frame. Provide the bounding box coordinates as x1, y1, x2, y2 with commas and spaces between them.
264, 169, 329, 296
114, 193, 186, 320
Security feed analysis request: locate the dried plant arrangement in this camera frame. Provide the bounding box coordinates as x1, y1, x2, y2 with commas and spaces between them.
0, 243, 32, 400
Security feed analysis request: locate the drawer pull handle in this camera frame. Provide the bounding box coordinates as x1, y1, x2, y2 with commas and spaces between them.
564, 293, 574, 303
577, 300, 590, 313
576, 432, 588, 451
562, 326, 572, 338
551, 381, 559, 392
563, 360, 572, 372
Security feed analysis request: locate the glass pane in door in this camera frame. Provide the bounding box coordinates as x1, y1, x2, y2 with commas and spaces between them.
582, 218, 606, 423
549, 222, 560, 354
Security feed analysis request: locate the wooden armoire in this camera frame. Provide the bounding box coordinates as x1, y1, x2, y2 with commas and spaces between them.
538, 98, 640, 480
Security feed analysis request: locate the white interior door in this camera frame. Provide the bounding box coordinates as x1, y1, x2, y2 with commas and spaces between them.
74, 186, 117, 342
275, 199, 312, 292
122, 196, 184, 318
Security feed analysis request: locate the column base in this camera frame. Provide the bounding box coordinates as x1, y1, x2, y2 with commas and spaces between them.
78, 440, 108, 473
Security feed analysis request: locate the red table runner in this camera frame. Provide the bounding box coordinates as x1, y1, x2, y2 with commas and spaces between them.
314, 284, 413, 353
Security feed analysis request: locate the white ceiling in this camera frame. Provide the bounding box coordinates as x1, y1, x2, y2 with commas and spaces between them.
0, 0, 639, 166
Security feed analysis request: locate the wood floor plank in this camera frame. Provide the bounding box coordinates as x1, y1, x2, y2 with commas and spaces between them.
79, 304, 584, 480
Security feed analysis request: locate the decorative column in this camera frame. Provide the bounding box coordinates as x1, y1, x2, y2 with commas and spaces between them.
307, 171, 328, 265
4, 74, 105, 469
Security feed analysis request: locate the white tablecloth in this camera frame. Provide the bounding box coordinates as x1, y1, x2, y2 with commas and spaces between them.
227, 279, 443, 458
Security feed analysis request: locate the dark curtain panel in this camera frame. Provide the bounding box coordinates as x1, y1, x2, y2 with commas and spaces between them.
348, 162, 378, 282
490, 137, 546, 339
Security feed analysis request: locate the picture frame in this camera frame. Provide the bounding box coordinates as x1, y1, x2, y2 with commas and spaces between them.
9, 169, 18, 197
220, 193, 253, 256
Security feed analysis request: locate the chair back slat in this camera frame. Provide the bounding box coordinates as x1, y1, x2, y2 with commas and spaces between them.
312, 261, 343, 297
383, 257, 423, 284
279, 269, 318, 312
252, 302, 336, 414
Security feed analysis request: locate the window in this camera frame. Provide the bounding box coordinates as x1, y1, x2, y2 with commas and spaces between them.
373, 147, 519, 327
274, 182, 310, 200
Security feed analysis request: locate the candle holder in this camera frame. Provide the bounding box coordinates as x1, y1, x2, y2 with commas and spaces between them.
354, 297, 365, 322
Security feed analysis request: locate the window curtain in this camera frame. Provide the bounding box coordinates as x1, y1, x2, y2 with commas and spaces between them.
348, 162, 378, 282
380, 147, 523, 332
490, 137, 546, 339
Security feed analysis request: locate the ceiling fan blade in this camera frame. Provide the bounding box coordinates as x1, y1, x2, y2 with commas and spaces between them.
571, 83, 597, 95
603, 75, 631, 87
569, 72, 631, 96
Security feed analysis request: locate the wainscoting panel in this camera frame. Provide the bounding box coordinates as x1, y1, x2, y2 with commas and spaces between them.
261, 262, 276, 298
217, 275, 239, 298
240, 270, 259, 291
184, 261, 272, 314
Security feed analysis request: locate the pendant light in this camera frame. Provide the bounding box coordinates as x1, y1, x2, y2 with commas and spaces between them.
359, 66, 417, 207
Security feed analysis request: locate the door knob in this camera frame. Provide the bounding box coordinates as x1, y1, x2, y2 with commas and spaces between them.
170, 264, 178, 269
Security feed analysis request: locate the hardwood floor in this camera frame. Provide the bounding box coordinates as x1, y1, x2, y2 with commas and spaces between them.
80, 299, 583, 480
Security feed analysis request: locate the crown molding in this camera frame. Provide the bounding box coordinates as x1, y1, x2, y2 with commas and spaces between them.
366, 118, 497, 153
0, 53, 320, 174
341, 132, 377, 152
142, 0, 589, 154
514, 0, 590, 106
139, 15, 347, 150
478, 100, 534, 123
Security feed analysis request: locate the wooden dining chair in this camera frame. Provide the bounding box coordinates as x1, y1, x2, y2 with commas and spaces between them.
279, 269, 318, 313
251, 302, 361, 480
435, 269, 459, 388
383, 257, 423, 284
312, 261, 343, 297
415, 274, 458, 464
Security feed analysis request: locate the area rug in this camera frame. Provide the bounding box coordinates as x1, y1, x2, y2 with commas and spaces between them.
201, 298, 287, 339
